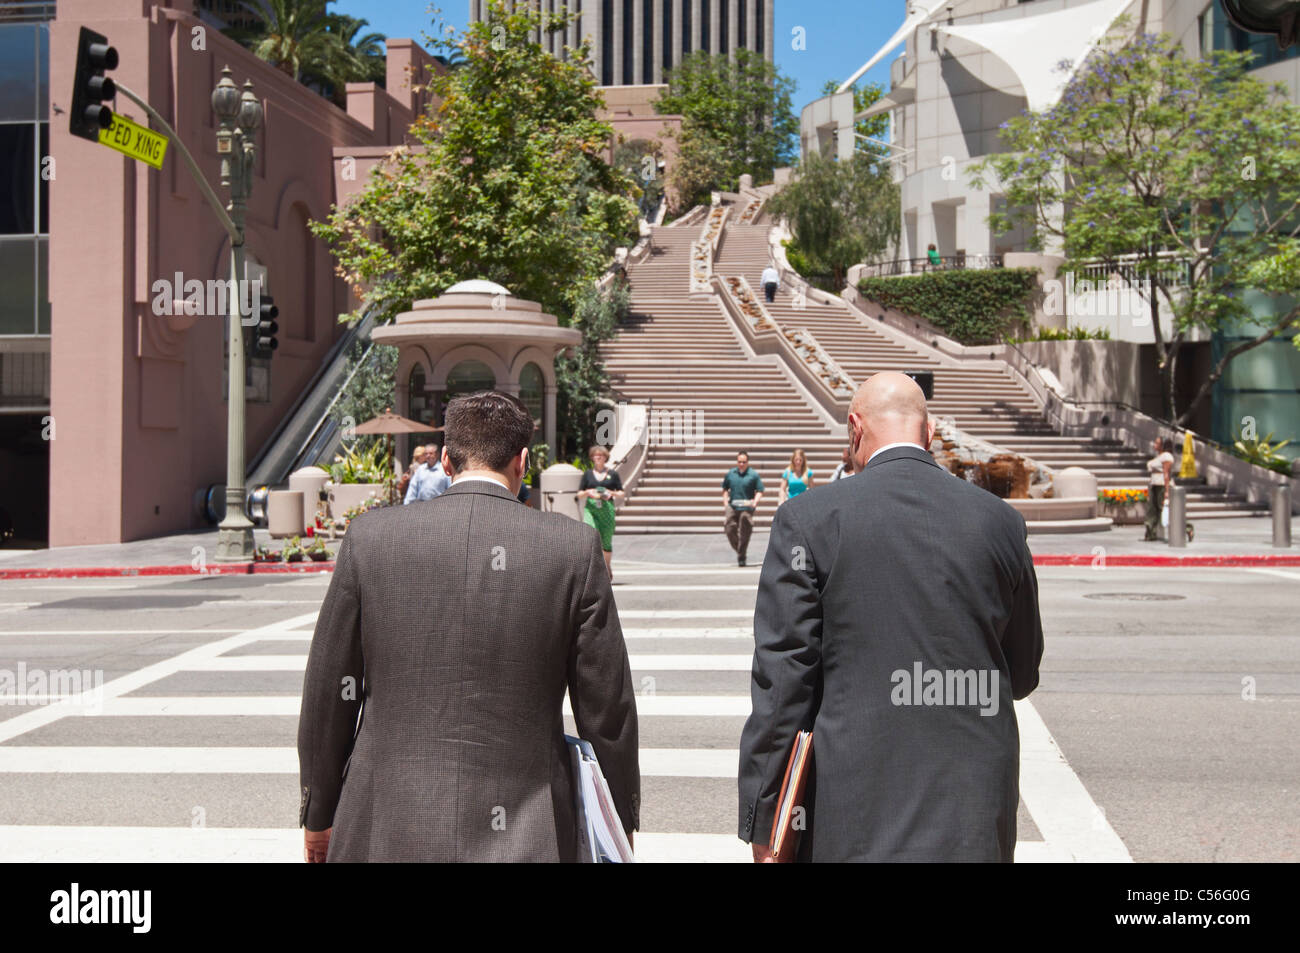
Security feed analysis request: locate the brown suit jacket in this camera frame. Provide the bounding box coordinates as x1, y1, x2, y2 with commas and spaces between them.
297, 478, 640, 861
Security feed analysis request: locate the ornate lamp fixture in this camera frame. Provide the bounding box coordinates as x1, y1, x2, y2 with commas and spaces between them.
1223, 0, 1300, 49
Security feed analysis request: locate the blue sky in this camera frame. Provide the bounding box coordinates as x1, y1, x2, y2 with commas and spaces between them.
331, 1, 905, 109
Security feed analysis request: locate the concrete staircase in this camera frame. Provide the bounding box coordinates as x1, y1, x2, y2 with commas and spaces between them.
601, 203, 1266, 529
603, 226, 845, 533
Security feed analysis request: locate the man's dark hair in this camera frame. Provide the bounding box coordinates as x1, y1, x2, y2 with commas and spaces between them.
444, 391, 534, 473
736, 450, 749, 458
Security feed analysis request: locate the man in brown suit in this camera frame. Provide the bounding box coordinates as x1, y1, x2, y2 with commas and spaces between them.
298, 392, 639, 861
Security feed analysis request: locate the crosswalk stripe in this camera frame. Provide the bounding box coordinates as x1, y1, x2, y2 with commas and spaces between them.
620, 609, 752, 618
614, 585, 755, 592
184, 654, 751, 673
0, 613, 319, 746
0, 746, 740, 778
1014, 700, 1132, 862
623, 627, 751, 639
0, 824, 1057, 864
87, 694, 754, 717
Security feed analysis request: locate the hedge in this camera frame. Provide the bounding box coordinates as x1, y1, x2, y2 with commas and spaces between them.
857, 268, 1039, 345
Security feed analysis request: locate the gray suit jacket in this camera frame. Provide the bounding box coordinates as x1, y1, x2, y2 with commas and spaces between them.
298, 479, 640, 862
738, 445, 1043, 862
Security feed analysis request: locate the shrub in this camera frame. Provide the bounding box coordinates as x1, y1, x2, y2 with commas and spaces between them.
858, 269, 1039, 345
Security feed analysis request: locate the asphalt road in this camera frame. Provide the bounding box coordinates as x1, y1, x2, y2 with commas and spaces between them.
0, 562, 1294, 862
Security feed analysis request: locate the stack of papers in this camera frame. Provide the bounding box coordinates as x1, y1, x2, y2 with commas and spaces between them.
566, 736, 636, 864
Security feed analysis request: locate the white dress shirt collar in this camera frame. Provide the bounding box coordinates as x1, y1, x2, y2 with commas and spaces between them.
867, 441, 928, 465
451, 474, 510, 490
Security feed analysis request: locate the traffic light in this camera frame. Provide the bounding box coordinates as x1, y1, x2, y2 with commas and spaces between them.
252, 295, 279, 358
69, 27, 118, 142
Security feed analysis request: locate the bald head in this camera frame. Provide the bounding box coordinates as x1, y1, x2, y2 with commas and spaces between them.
848, 372, 935, 470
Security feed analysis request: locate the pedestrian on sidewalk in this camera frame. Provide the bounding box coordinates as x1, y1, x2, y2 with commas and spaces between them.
739, 372, 1043, 862
722, 451, 765, 566
579, 445, 625, 580
829, 448, 855, 481
299, 391, 640, 862
403, 443, 450, 504
780, 449, 815, 504
1144, 435, 1180, 542
397, 444, 427, 499
760, 264, 780, 304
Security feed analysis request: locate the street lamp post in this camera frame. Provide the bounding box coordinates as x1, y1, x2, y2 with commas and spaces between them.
212, 67, 262, 561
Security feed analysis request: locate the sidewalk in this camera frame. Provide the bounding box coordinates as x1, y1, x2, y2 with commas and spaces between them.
0, 517, 1294, 578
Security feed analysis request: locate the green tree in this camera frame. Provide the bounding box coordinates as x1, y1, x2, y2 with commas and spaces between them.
655, 49, 798, 210
311, 0, 639, 326
233, 1, 387, 104
767, 150, 900, 289
971, 30, 1300, 425
554, 282, 631, 459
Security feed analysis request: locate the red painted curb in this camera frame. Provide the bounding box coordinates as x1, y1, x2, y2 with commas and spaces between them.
1, 555, 1297, 579
1032, 554, 1300, 568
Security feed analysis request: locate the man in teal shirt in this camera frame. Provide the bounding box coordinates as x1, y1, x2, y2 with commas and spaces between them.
721, 451, 765, 566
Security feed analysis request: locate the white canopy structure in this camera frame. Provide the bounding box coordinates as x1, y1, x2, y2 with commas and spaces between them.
940, 0, 1135, 112
801, 0, 1137, 162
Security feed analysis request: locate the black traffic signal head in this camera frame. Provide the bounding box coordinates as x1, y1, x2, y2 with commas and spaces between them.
70, 27, 118, 142
253, 295, 279, 358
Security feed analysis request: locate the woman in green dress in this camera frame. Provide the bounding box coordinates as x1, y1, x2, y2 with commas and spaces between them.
578, 445, 625, 579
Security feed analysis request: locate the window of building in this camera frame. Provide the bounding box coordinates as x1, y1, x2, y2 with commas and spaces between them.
519, 362, 545, 439
0, 21, 49, 336
445, 359, 497, 398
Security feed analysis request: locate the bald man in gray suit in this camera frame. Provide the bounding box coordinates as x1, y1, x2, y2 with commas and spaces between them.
739, 372, 1043, 862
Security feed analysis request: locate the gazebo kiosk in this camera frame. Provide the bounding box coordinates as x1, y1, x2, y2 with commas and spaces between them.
371, 280, 581, 459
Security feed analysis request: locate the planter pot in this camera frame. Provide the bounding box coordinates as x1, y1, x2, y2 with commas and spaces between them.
1100, 501, 1146, 525
308, 551, 330, 562
327, 482, 385, 520
285, 553, 304, 563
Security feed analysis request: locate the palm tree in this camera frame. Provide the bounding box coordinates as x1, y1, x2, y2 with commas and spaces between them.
233, 1, 389, 106
328, 14, 387, 84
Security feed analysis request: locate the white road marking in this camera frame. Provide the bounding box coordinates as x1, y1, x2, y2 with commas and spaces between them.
0, 746, 737, 778
87, 694, 753, 717
623, 627, 751, 639
184, 654, 749, 673
1014, 699, 1132, 862
615, 585, 756, 592
1247, 568, 1300, 582
0, 629, 247, 636
0, 826, 301, 863
620, 609, 753, 618
0, 822, 1057, 865
0, 612, 318, 746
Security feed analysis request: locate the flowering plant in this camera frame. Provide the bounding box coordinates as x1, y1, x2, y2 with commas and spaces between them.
1098, 488, 1148, 504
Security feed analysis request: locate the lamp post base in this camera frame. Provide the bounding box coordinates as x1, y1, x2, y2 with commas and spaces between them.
215, 522, 256, 562
215, 486, 256, 561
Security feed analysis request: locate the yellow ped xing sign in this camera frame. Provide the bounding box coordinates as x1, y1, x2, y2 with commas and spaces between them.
98, 113, 168, 170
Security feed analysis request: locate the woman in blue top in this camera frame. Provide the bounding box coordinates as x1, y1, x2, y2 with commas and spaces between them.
781, 448, 814, 503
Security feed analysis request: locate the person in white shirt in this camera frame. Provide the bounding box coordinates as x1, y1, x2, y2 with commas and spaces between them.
829, 448, 855, 481
760, 265, 780, 303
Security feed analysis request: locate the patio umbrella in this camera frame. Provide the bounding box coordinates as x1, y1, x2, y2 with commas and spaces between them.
351, 408, 443, 502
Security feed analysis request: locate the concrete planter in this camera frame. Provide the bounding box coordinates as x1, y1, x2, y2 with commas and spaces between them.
327, 482, 385, 520
1099, 499, 1147, 525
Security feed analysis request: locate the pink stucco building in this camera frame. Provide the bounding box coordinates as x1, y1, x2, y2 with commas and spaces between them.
42, 0, 438, 546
